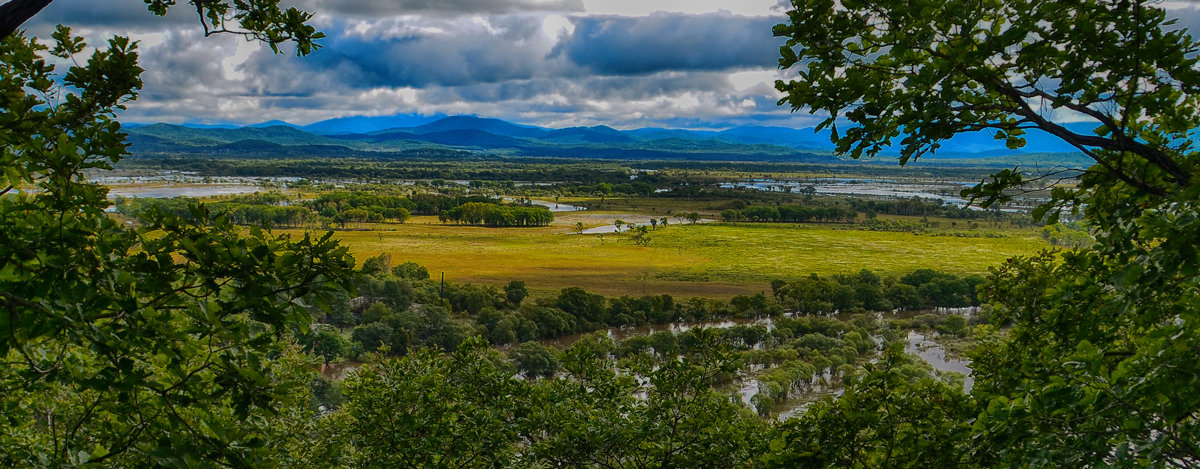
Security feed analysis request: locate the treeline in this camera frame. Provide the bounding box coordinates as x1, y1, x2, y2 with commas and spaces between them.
305, 191, 499, 226
716, 198, 1019, 226
115, 195, 322, 228
116, 190, 551, 229
772, 268, 985, 314
848, 197, 1012, 220
119, 155, 635, 184
317, 257, 984, 361
721, 204, 856, 223
438, 202, 554, 227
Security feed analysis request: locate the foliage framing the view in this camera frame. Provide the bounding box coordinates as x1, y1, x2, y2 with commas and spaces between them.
775, 0, 1200, 465
0, 4, 355, 466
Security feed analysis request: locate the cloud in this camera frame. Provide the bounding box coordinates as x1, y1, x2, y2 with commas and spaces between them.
24, 2, 803, 129
556, 13, 783, 75
236, 11, 785, 94
235, 15, 574, 89
294, 0, 584, 17
26, 0, 204, 35
578, 0, 781, 17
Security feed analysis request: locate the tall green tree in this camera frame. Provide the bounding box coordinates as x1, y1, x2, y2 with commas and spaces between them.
0, 2, 351, 466
776, 0, 1200, 464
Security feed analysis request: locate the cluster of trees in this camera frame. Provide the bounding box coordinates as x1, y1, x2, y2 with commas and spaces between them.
292, 308, 974, 466
123, 155, 635, 184
318, 335, 770, 467
565, 181, 658, 197
0, 5, 358, 465
771, 0, 1200, 464
772, 269, 984, 314
847, 197, 1008, 220
438, 202, 554, 227
117, 195, 323, 228
321, 256, 982, 363
721, 204, 857, 223
305, 191, 415, 225
333, 266, 728, 355
117, 189, 559, 229
1040, 222, 1094, 248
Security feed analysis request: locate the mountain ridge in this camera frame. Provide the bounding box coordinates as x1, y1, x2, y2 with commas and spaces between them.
123, 114, 1095, 166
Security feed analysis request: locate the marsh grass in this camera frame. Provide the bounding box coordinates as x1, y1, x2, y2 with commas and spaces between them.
284, 212, 1047, 298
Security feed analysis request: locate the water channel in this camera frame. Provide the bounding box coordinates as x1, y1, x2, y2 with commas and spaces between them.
322, 308, 976, 419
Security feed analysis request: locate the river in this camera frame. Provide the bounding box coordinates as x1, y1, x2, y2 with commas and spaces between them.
320, 310, 975, 419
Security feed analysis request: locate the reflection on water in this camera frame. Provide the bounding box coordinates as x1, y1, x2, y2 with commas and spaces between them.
503, 198, 587, 212
320, 310, 976, 421
580, 218, 712, 234
905, 330, 974, 390
526, 199, 586, 212
107, 184, 264, 199
319, 361, 363, 381
533, 317, 773, 349
719, 177, 974, 207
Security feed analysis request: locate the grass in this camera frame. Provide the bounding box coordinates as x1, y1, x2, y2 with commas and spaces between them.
282, 210, 1048, 299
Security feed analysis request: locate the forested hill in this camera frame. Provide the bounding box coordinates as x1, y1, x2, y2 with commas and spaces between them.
123, 115, 1094, 166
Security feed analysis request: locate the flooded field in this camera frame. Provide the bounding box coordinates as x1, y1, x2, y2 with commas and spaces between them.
107, 184, 265, 198
720, 177, 973, 206
718, 177, 1040, 212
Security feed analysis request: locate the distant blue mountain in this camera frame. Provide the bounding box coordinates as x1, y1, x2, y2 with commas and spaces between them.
124, 114, 1097, 165
248, 120, 295, 128
626, 128, 719, 141
300, 113, 447, 135
544, 125, 633, 144
403, 115, 547, 139
403, 129, 530, 148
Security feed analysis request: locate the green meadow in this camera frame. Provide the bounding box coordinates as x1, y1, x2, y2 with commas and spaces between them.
288, 210, 1048, 299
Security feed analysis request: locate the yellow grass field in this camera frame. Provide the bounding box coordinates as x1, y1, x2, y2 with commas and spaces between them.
282, 210, 1050, 299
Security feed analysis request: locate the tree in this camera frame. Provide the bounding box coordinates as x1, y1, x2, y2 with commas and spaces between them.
358, 252, 391, 278
508, 341, 559, 379
776, 0, 1200, 464
392, 261, 430, 280
338, 339, 527, 467
631, 225, 652, 246
304, 324, 350, 366
775, 0, 1196, 198
504, 280, 528, 307
0, 3, 351, 466
574, 221, 585, 234
526, 331, 769, 466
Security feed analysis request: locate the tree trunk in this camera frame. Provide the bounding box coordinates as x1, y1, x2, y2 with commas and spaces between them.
0, 0, 53, 39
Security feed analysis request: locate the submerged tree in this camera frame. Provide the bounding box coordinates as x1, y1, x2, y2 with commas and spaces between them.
776, 0, 1200, 464
0, 2, 353, 466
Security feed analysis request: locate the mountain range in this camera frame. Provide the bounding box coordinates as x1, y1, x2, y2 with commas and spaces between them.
123, 113, 1095, 166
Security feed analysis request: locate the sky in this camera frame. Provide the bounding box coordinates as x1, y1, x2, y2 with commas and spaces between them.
25, 0, 805, 129
22, 1, 1200, 131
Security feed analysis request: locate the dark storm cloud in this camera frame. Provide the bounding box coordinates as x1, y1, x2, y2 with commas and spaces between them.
235, 15, 567, 89
556, 13, 783, 75
295, 0, 584, 16
25, 0, 194, 34
20, 1, 798, 127
238, 11, 782, 93
435, 71, 730, 103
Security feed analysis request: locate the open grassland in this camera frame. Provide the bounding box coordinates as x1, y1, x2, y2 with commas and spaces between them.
283, 210, 1048, 299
